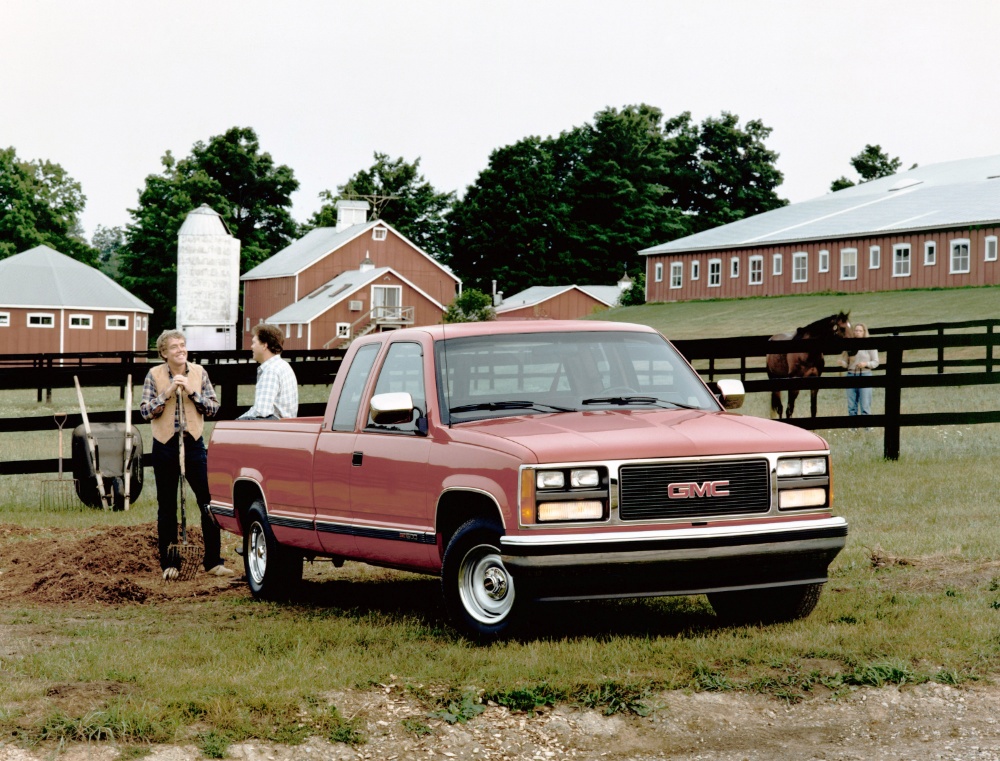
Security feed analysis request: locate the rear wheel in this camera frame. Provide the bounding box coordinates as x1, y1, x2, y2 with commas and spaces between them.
442, 519, 523, 641
244, 501, 303, 600
708, 583, 823, 626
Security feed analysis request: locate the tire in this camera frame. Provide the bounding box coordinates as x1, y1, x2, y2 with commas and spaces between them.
441, 518, 522, 641
243, 501, 303, 600
708, 583, 823, 626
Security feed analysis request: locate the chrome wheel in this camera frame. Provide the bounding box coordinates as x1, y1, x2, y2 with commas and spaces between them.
247, 520, 267, 586
458, 542, 514, 625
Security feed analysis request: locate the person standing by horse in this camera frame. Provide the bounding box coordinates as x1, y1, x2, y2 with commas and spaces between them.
838, 322, 879, 421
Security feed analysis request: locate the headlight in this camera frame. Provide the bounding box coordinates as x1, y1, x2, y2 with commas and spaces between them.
778, 488, 827, 509
522, 466, 608, 525
570, 469, 600, 488
777, 457, 827, 477
536, 471, 565, 490
538, 500, 604, 522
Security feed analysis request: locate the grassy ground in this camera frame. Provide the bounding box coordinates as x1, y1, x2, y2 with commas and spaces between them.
1, 286, 999, 751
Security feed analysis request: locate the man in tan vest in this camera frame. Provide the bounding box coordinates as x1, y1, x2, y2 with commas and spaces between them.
140, 329, 234, 580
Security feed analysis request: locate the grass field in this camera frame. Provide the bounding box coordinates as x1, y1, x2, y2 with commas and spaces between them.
1, 286, 999, 752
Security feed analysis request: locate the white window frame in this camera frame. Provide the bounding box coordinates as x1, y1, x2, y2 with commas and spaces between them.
708, 258, 722, 288
986, 235, 998, 262
730, 257, 739, 278
654, 262, 663, 282
669, 262, 683, 289
336, 322, 351, 339
245, 317, 251, 331
28, 312, 55, 328
950, 238, 971, 274
869, 245, 881, 269
792, 252, 808, 283
818, 249, 830, 273
297, 324, 303, 339
0, 312, 9, 327
372, 227, 387, 241
772, 253, 783, 276
106, 315, 129, 330
69, 314, 93, 329
691, 260, 700, 280
748, 255, 763, 285
840, 248, 858, 281
285, 324, 291, 338
924, 241, 937, 266
893, 244, 911, 277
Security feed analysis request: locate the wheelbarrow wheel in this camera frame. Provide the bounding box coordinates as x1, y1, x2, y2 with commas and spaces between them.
244, 501, 302, 601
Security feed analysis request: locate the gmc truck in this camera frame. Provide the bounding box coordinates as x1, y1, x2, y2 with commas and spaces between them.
207, 321, 847, 639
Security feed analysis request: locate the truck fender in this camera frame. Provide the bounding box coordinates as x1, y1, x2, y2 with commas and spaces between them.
233, 477, 268, 532
435, 486, 507, 557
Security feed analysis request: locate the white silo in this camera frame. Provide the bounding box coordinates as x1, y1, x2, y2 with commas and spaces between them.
176, 204, 241, 350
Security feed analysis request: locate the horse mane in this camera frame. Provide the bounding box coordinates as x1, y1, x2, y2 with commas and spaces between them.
794, 311, 850, 339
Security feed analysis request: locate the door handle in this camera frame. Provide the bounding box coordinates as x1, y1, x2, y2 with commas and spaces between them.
352, 451, 363, 467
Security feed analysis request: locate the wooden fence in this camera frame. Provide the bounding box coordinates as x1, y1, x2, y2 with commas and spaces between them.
2, 319, 998, 476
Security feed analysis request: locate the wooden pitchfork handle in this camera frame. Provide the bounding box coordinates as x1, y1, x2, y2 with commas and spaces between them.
177, 389, 187, 544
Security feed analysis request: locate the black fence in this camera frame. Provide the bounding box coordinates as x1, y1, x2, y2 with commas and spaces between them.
2, 320, 999, 476
0, 349, 343, 476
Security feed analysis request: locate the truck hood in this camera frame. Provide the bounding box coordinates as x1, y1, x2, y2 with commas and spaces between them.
450, 409, 827, 463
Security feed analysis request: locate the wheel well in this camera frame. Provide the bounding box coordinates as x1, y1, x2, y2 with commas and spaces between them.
436, 490, 504, 551
232, 480, 265, 532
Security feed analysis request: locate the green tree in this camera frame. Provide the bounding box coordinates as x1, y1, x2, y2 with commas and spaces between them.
443, 288, 496, 323
0, 147, 97, 263
120, 127, 299, 335
829, 144, 904, 191
307, 153, 455, 261
617, 271, 646, 307
447, 105, 785, 295
92, 225, 126, 279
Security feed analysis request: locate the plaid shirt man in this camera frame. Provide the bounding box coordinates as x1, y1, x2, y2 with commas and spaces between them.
237, 355, 299, 419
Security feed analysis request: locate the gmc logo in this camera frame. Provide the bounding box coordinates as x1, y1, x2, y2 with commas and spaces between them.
667, 480, 730, 499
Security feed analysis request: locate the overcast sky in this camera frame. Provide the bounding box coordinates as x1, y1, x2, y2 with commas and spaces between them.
4, 0, 999, 241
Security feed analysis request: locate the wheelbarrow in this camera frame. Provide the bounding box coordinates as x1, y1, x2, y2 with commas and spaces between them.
71, 375, 144, 511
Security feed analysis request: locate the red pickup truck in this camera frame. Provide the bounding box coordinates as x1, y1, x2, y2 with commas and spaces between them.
207, 320, 847, 639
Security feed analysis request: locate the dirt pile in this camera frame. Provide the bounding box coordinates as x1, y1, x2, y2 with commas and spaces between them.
0, 523, 238, 605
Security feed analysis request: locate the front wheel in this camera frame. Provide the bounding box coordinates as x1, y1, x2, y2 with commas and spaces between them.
708, 583, 823, 626
244, 501, 303, 600
442, 519, 523, 641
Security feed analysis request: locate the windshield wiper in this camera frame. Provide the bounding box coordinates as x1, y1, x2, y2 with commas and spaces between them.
449, 400, 575, 414
581, 396, 702, 410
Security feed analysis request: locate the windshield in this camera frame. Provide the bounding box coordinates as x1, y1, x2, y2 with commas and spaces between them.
434, 330, 719, 423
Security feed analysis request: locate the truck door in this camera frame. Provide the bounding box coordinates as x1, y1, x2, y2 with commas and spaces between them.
312, 342, 380, 557
350, 340, 435, 570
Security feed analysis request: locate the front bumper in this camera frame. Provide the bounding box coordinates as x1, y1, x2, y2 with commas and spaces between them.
501, 517, 847, 602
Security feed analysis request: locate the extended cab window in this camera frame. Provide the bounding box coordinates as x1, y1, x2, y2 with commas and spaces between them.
331, 343, 380, 431
367, 342, 425, 433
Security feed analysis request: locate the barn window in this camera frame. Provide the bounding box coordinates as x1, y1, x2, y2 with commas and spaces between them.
869, 246, 881, 269
373, 227, 387, 241
818, 249, 830, 273
0, 312, 9, 327
297, 324, 303, 339
336, 322, 351, 339
730, 257, 739, 278
708, 259, 722, 287
654, 262, 663, 282
792, 252, 808, 283
840, 249, 858, 280
924, 241, 937, 266
986, 236, 998, 262
69, 314, 93, 329
950, 239, 970, 274
748, 256, 763, 285
690, 260, 700, 280
106, 315, 129, 330
670, 262, 683, 289
28, 313, 55, 328
772, 253, 783, 276
893, 244, 911, 277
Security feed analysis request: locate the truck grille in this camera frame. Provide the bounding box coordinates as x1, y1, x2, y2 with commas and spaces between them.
618, 459, 771, 521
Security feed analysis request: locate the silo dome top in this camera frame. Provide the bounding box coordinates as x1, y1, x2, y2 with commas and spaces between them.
178, 204, 231, 236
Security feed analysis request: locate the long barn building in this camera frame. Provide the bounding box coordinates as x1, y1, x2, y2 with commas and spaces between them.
641, 155, 1000, 302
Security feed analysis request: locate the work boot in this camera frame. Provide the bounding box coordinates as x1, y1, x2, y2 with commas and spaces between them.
206, 564, 235, 577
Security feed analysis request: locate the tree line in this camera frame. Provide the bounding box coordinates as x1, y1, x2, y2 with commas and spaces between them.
0, 107, 906, 336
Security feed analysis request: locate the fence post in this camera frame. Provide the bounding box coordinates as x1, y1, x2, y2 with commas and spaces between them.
988, 324, 995, 376
937, 326, 945, 374
883, 346, 903, 461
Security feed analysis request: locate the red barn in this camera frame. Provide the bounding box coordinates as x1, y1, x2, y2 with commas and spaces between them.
0, 245, 152, 355
641, 155, 1000, 302
240, 201, 459, 348
495, 284, 625, 320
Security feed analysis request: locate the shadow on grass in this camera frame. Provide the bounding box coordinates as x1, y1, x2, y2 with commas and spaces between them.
261, 571, 721, 642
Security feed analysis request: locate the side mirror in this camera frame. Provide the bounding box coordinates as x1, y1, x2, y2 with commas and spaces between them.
714, 379, 745, 410
370, 392, 415, 425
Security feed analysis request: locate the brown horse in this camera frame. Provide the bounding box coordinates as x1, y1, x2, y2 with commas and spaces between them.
766, 312, 851, 419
